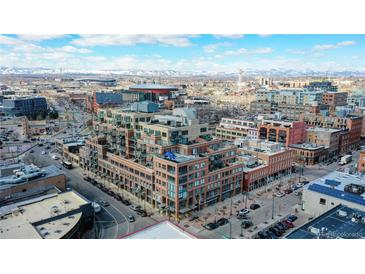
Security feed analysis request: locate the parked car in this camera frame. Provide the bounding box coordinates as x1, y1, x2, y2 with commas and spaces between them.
278, 222, 290, 230
241, 220, 253, 229
112, 194, 121, 201
99, 200, 110, 207
267, 230, 277, 239
287, 215, 298, 222
83, 176, 91, 182
127, 215, 135, 222
284, 189, 293, 194
216, 218, 229, 226
258, 230, 271, 239
204, 222, 219, 231
237, 212, 249, 219
30, 150, 34, 153
122, 199, 131, 206
136, 209, 147, 217
130, 204, 142, 211
239, 208, 250, 215
294, 191, 302, 196
189, 216, 199, 222
276, 222, 287, 230
269, 227, 282, 237
283, 220, 295, 228
250, 203, 260, 210
274, 192, 285, 198
295, 182, 304, 188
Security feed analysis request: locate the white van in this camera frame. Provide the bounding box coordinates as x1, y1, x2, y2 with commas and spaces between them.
92, 202, 101, 214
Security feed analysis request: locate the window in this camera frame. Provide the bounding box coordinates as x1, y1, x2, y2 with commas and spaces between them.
319, 198, 326, 205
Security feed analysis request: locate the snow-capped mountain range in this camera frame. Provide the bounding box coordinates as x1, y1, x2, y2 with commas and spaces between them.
1, 66, 365, 77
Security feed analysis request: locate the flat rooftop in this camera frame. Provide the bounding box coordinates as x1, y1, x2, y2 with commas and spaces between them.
161, 153, 198, 163
0, 164, 64, 190
289, 143, 325, 150
305, 171, 365, 204
286, 205, 365, 239
0, 191, 90, 239
122, 220, 197, 239
306, 127, 342, 133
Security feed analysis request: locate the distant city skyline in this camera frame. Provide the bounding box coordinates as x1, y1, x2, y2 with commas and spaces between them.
0, 34, 365, 72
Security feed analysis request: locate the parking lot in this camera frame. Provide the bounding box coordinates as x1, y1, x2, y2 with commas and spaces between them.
180, 174, 313, 239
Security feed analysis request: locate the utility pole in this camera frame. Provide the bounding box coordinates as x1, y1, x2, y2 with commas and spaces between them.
214, 204, 217, 223
229, 221, 232, 239
271, 194, 275, 220
229, 196, 233, 216
93, 201, 97, 239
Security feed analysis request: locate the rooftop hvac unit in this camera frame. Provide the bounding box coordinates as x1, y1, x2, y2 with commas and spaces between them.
337, 210, 348, 217
11, 208, 22, 216
308, 226, 320, 235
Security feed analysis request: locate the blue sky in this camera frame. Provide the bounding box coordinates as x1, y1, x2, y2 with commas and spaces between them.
0, 34, 364, 72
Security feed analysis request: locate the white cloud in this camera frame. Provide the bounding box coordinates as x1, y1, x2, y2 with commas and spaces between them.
215, 47, 273, 58
71, 34, 195, 47
288, 49, 306, 55
258, 34, 272, 38
313, 40, 356, 51
59, 45, 92, 54
337, 40, 356, 47
0, 35, 21, 45
213, 34, 244, 39
17, 34, 67, 41
253, 47, 273, 54
203, 42, 231, 53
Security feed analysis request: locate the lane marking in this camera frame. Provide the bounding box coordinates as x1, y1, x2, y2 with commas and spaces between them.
110, 204, 130, 236
102, 206, 119, 239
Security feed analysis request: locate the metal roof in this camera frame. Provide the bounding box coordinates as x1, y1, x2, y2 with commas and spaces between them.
305, 171, 365, 203
286, 205, 365, 239
122, 220, 197, 239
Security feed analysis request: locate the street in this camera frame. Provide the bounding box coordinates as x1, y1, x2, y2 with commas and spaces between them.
20, 142, 158, 239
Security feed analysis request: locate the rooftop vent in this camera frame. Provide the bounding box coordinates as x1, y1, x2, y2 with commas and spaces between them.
344, 184, 365, 195
337, 210, 348, 217
308, 226, 320, 235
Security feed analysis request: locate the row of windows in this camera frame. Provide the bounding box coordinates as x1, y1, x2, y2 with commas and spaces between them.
108, 159, 152, 180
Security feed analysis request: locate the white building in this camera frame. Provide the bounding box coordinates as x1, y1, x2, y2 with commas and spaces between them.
302, 171, 365, 217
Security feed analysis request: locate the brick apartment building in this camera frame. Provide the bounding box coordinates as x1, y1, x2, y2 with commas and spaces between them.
258, 119, 306, 147
323, 91, 348, 112
301, 113, 362, 150
79, 106, 294, 220
215, 117, 258, 140
358, 150, 365, 174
